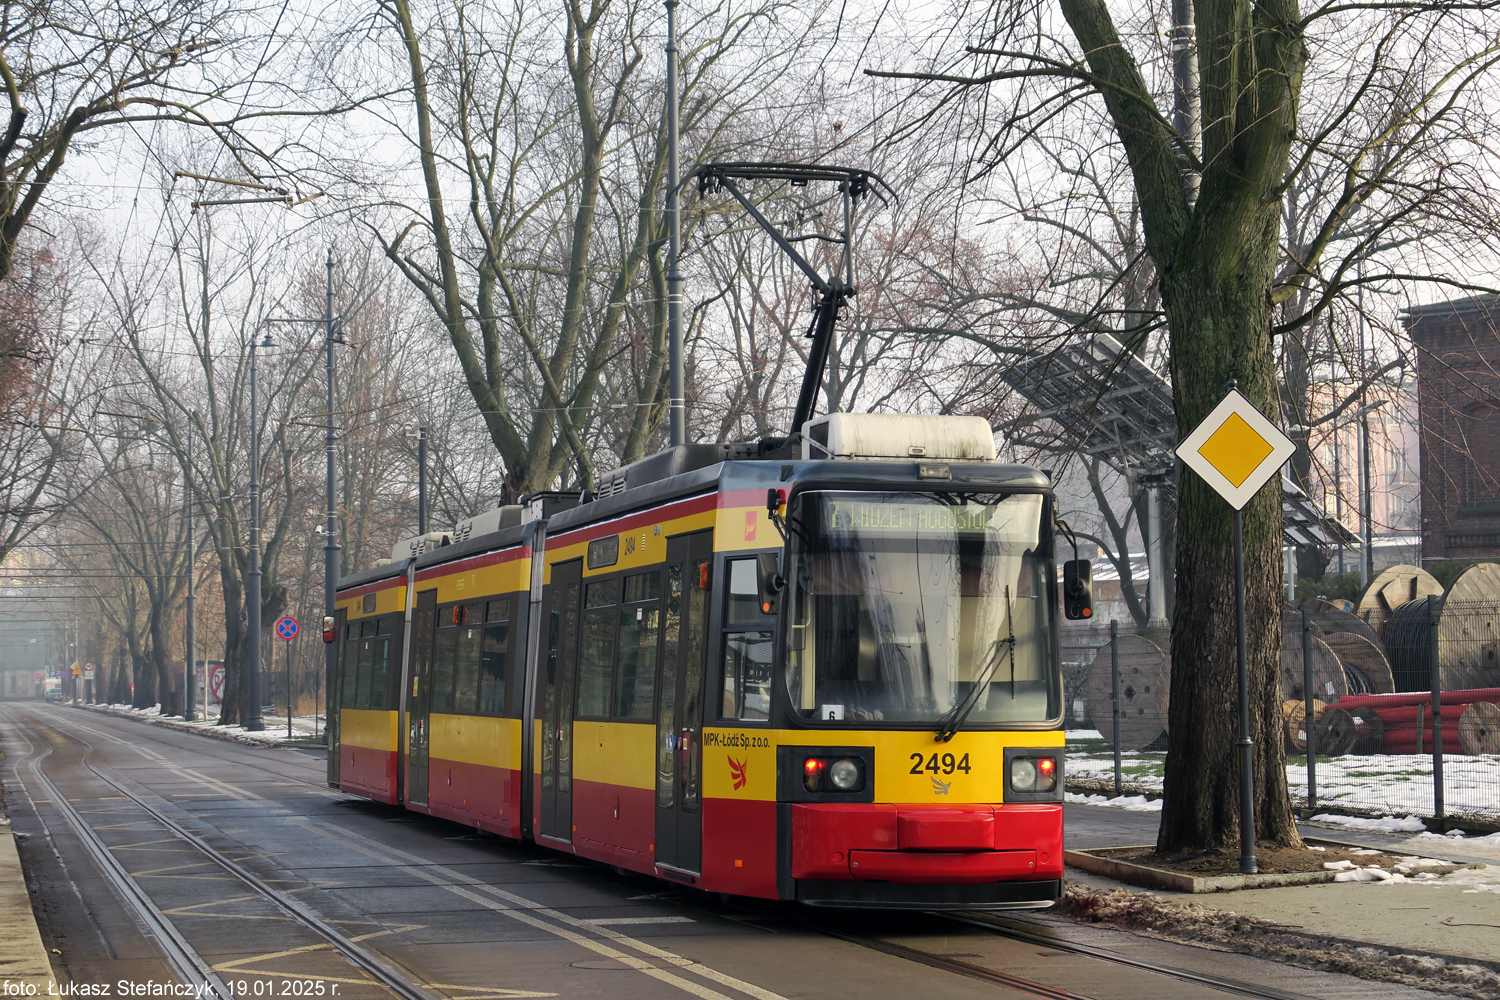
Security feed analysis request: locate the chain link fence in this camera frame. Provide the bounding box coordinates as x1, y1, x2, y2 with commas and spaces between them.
1062, 603, 1500, 827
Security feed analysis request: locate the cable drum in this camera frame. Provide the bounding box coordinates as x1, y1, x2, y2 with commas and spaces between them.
1384, 596, 1433, 692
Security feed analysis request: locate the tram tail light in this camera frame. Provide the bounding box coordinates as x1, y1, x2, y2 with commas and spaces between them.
802, 757, 825, 791
322, 616, 336, 643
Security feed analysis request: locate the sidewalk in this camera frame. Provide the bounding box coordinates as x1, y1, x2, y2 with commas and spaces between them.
77, 702, 325, 748
1062, 802, 1500, 994
0, 791, 56, 992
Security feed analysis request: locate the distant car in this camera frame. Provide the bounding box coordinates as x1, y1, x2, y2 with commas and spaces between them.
45, 688, 63, 702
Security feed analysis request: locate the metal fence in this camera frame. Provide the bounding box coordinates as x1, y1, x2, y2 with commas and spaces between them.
1062, 604, 1500, 826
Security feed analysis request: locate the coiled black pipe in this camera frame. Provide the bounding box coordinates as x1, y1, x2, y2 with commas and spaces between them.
1385, 596, 1434, 692
1341, 659, 1373, 695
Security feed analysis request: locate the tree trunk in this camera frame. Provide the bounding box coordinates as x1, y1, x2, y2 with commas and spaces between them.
1156, 214, 1302, 852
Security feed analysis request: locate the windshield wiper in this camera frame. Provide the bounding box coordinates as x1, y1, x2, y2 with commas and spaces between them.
934, 586, 1016, 742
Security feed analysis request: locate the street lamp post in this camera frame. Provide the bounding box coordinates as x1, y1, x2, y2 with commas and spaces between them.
245, 331, 274, 731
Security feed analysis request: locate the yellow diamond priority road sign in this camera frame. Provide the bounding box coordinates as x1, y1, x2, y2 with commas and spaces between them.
1176, 388, 1295, 510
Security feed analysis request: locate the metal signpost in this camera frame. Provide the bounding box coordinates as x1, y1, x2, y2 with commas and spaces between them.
277, 617, 299, 738
1175, 381, 1296, 875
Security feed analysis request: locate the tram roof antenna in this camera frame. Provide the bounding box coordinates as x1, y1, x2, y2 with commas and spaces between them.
685, 162, 896, 445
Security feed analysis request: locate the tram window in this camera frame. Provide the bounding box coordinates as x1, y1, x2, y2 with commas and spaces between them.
615, 605, 658, 719
431, 620, 457, 714
722, 632, 773, 721
361, 619, 376, 638
725, 559, 776, 624
479, 622, 509, 714
624, 571, 660, 604
585, 578, 620, 609
453, 625, 481, 714
355, 629, 375, 709
575, 611, 616, 717
368, 633, 391, 710
486, 597, 510, 622
341, 630, 361, 706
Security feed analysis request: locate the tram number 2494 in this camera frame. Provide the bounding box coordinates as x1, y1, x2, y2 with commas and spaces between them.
909, 752, 972, 775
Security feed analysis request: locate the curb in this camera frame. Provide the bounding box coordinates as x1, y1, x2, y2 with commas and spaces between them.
1064, 846, 1344, 893
74, 703, 297, 749
0, 825, 57, 991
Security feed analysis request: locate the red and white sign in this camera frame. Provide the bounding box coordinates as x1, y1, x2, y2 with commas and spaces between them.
83, 663, 95, 681
33, 671, 41, 681
208, 663, 226, 703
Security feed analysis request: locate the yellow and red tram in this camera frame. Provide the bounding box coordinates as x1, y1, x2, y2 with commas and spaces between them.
330, 414, 1068, 909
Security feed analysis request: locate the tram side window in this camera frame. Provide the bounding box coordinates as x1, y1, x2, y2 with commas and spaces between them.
576, 607, 616, 718
721, 558, 775, 721
341, 625, 360, 707
615, 599, 658, 719
367, 627, 391, 710
454, 622, 481, 714
480, 626, 509, 716
431, 613, 458, 714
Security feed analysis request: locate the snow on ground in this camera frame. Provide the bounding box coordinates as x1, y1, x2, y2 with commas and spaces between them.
1067, 738, 1500, 822
1308, 813, 1427, 834
1065, 792, 1162, 811
92, 703, 326, 743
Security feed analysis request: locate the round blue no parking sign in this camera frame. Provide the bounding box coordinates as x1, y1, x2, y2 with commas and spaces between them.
275, 617, 299, 640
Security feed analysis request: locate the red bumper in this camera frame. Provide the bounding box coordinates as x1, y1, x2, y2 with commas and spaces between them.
791, 802, 1062, 882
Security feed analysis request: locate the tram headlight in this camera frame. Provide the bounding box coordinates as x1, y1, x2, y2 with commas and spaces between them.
1010, 757, 1037, 791
829, 758, 862, 791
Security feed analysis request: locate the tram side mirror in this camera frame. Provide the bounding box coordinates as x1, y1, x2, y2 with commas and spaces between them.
757, 552, 785, 615
1062, 560, 1093, 620
322, 616, 337, 643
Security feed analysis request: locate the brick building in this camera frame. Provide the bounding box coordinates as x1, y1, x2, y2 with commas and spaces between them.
1403, 294, 1500, 562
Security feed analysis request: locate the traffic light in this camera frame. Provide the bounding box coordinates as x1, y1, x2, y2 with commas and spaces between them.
323, 616, 337, 643
1062, 560, 1093, 620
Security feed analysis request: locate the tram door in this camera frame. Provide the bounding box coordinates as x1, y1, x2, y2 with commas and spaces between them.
405, 589, 437, 806
654, 530, 712, 875
539, 560, 582, 842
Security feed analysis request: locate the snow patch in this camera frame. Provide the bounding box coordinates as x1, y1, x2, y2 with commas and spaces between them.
1065, 792, 1162, 811
1308, 813, 1427, 834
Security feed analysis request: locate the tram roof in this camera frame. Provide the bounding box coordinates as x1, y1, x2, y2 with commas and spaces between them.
336, 457, 1050, 592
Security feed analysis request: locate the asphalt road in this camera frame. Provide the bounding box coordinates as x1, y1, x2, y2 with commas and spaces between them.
0, 703, 1446, 1000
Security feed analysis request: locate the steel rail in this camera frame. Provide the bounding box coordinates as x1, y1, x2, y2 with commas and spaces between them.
941, 912, 1319, 1000
16, 724, 236, 999
19, 716, 434, 1000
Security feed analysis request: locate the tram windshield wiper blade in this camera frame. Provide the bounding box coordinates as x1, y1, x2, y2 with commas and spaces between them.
935, 587, 1016, 743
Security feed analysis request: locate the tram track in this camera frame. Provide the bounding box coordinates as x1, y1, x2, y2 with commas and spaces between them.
8, 714, 433, 1000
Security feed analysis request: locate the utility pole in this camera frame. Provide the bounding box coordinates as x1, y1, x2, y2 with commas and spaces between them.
183, 412, 198, 721
406, 425, 428, 534
264, 252, 344, 743
323, 249, 343, 747
665, 0, 685, 446
245, 331, 273, 731
1170, 0, 1200, 208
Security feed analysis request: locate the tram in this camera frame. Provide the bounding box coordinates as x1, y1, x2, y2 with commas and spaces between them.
327, 165, 1077, 909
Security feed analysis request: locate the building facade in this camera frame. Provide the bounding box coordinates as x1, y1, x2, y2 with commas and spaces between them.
1403, 295, 1500, 563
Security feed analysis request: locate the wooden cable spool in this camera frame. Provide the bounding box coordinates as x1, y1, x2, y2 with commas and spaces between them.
1280, 631, 1346, 703
1085, 633, 1169, 751
1282, 698, 1327, 754
1458, 701, 1500, 755
1387, 564, 1500, 692
1356, 564, 1443, 641
1342, 707, 1385, 755
1316, 706, 1359, 756
1286, 600, 1383, 649
1320, 631, 1395, 694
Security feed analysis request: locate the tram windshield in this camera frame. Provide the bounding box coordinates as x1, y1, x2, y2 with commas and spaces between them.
784, 491, 1058, 727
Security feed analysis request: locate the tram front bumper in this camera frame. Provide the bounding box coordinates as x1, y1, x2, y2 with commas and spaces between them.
789, 802, 1063, 888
